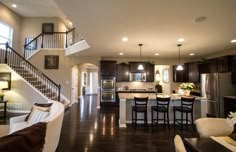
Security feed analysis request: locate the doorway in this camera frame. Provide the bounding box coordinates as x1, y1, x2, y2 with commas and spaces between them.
71, 65, 79, 105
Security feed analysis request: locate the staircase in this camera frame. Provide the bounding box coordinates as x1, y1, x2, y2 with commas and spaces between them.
0, 43, 61, 101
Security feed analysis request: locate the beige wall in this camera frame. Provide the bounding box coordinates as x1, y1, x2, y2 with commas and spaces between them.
28, 49, 100, 100
0, 3, 22, 52
0, 65, 47, 111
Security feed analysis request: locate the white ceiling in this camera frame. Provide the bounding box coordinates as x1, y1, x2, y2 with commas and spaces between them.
1, 0, 236, 59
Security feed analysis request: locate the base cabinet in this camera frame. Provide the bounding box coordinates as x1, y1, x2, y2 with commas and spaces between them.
224, 97, 236, 118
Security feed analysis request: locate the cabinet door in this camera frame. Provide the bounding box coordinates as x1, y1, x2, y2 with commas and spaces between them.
116, 64, 129, 82
224, 97, 236, 117
100, 61, 117, 76
186, 62, 199, 83
129, 62, 146, 73
217, 56, 232, 73
146, 64, 154, 82
173, 65, 186, 82
199, 59, 218, 74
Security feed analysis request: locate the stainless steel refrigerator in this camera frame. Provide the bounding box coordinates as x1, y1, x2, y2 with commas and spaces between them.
201, 72, 236, 118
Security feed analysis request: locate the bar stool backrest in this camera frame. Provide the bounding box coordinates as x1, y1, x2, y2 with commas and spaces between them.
181, 96, 195, 110
134, 97, 148, 107
156, 97, 170, 108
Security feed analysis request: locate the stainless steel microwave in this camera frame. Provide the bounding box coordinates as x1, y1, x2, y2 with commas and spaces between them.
129, 73, 146, 82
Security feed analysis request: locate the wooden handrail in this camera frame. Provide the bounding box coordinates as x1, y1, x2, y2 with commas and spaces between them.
1, 43, 61, 101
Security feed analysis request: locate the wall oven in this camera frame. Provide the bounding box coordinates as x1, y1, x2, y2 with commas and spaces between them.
100, 77, 115, 102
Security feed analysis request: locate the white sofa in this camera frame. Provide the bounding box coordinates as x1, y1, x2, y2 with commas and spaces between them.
9, 100, 64, 152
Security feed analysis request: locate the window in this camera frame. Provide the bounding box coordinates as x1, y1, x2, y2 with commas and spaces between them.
0, 21, 13, 49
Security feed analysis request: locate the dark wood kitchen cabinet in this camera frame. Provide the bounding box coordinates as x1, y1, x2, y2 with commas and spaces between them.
146, 63, 154, 82
217, 56, 233, 73
185, 62, 200, 83
199, 58, 218, 74
232, 57, 236, 84
224, 96, 236, 117
173, 65, 187, 82
129, 62, 146, 73
116, 63, 129, 82
100, 61, 117, 77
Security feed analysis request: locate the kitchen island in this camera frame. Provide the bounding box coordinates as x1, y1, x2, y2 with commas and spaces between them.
118, 92, 207, 128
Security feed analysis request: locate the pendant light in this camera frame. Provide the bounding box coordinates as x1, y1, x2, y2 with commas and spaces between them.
137, 44, 144, 70
176, 44, 184, 71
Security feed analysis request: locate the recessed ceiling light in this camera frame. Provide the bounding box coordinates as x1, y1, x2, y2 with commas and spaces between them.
69, 22, 73, 25
178, 38, 184, 42
12, 4, 17, 8
193, 16, 207, 23
231, 39, 236, 43
119, 52, 124, 56
155, 53, 159, 56
122, 37, 128, 42
189, 53, 195, 56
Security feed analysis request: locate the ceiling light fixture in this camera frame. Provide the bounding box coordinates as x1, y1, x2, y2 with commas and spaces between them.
189, 53, 195, 56
119, 52, 124, 56
178, 38, 184, 42
137, 44, 144, 70
231, 39, 236, 43
176, 44, 184, 71
12, 4, 17, 8
155, 53, 159, 56
122, 37, 128, 42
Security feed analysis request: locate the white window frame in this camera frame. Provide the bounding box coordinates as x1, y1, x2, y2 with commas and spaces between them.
0, 21, 13, 49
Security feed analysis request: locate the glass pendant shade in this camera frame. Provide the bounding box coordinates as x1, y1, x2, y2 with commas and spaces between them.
137, 64, 144, 70
176, 65, 184, 71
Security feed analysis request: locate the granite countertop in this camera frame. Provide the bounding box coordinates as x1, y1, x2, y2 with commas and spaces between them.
224, 96, 236, 99
118, 93, 203, 100
116, 89, 156, 93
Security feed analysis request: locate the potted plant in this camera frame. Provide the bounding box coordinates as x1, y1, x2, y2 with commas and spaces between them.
179, 83, 195, 96
0, 94, 4, 100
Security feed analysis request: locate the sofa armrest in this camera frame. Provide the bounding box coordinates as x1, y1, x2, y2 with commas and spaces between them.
10, 114, 28, 125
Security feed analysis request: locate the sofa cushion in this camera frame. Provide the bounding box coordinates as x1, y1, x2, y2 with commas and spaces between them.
25, 103, 52, 121
28, 108, 50, 125
0, 122, 47, 152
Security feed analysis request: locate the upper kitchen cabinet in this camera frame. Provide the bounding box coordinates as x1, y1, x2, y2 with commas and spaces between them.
116, 63, 129, 82
129, 62, 147, 73
232, 57, 236, 84
217, 56, 233, 73
146, 63, 155, 82
199, 58, 218, 74
100, 61, 117, 77
185, 62, 200, 83
173, 65, 187, 82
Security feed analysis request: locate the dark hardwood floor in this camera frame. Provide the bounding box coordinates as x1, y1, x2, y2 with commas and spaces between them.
58, 95, 198, 152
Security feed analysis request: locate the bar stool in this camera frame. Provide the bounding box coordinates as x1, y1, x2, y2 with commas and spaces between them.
173, 96, 195, 130
131, 97, 149, 130
151, 97, 170, 129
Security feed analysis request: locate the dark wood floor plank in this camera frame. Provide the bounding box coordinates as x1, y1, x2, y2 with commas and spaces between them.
57, 95, 198, 152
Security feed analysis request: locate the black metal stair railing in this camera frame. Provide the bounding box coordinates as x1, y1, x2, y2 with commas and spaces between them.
24, 28, 75, 59
0, 43, 61, 101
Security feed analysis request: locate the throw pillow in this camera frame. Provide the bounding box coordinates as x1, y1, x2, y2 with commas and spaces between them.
0, 122, 47, 152
25, 103, 52, 121
27, 108, 50, 125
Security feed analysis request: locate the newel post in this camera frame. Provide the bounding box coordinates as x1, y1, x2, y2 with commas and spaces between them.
65, 31, 68, 48
58, 84, 61, 102
4, 42, 8, 64
41, 34, 44, 48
